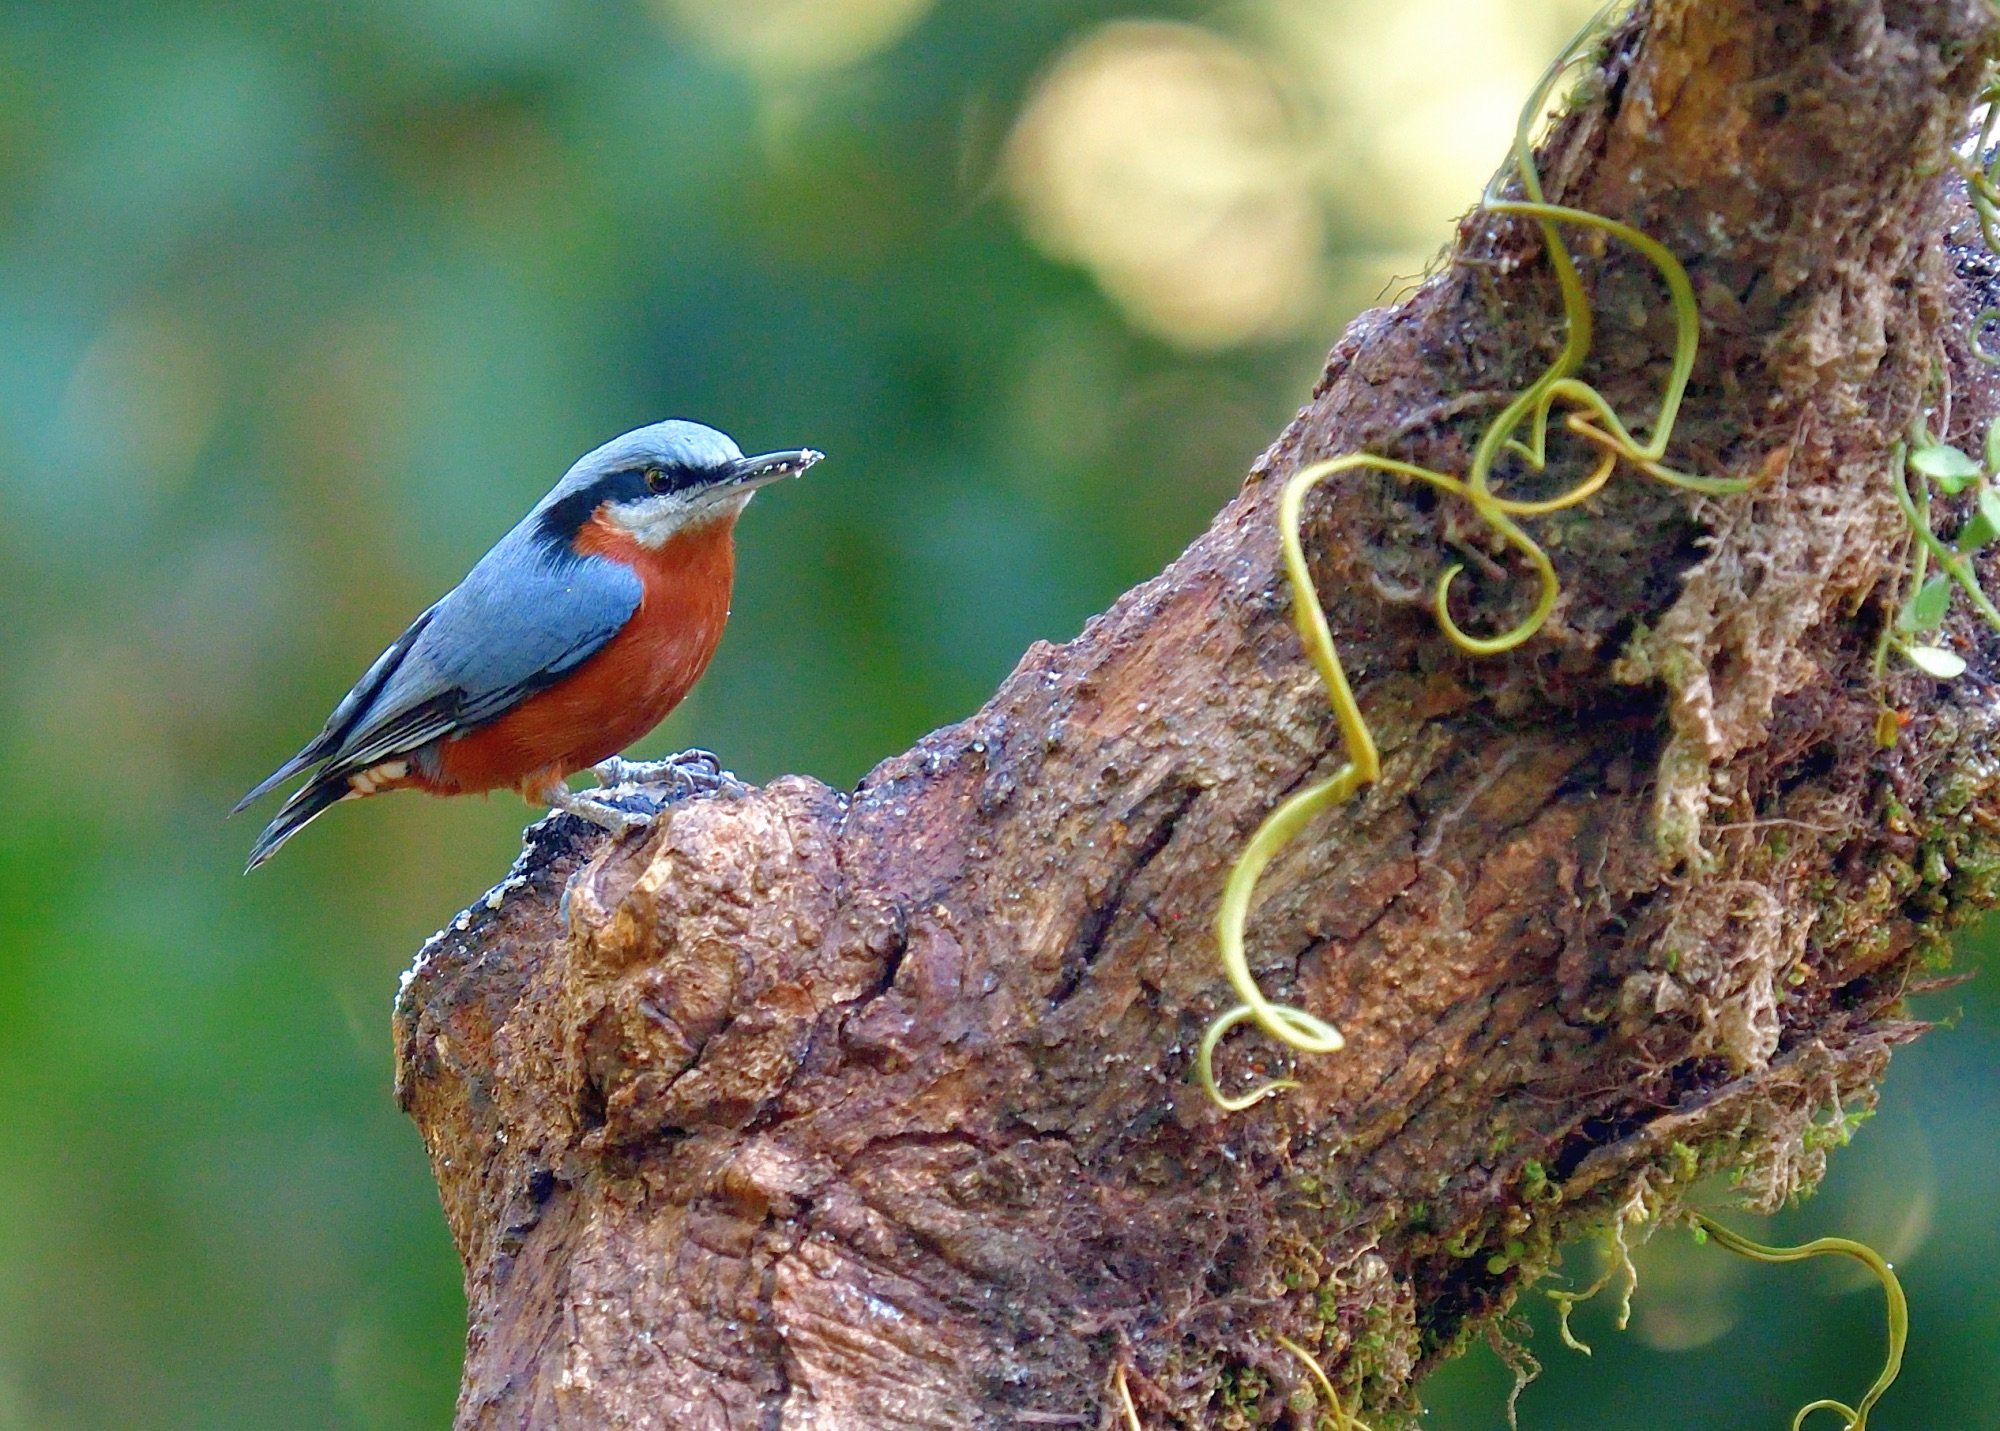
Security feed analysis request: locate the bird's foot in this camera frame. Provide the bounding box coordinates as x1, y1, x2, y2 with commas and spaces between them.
592, 749, 740, 797
544, 783, 655, 836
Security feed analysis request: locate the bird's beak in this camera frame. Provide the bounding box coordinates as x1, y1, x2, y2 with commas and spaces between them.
725, 448, 824, 493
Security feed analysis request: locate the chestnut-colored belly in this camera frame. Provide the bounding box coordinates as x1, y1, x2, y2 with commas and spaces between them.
423, 518, 736, 797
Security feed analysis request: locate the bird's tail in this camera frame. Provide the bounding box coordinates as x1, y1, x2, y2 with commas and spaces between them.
231, 743, 322, 815
244, 775, 352, 872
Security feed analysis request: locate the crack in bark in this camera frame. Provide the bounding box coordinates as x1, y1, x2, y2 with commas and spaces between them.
1049, 780, 1201, 1007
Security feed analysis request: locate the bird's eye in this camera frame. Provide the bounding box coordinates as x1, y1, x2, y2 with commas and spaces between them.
643, 466, 670, 494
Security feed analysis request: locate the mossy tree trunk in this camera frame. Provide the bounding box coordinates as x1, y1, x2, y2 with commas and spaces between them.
395, 1, 2000, 1425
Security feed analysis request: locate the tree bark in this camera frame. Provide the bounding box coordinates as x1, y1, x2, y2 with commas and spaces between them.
395, 2, 2000, 1425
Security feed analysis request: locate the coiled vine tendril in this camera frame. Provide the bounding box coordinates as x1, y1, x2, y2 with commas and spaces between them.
1184, 8, 1919, 1428
1693, 1214, 1908, 1430
1274, 1334, 1376, 1431
1197, 5, 1754, 1110
1955, 67, 2000, 364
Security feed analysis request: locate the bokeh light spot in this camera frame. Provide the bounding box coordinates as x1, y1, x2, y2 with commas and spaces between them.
1267, 0, 1604, 246
1003, 22, 1324, 351
656, 0, 937, 75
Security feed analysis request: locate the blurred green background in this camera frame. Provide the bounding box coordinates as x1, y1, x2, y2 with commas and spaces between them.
0, 0, 1991, 1425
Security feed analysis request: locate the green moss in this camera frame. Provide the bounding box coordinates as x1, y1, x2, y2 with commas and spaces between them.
1934, 778, 1977, 817
1485, 1237, 1531, 1274
1213, 1363, 1271, 1428
1316, 1286, 1341, 1325
1654, 644, 1702, 692
1879, 855, 1922, 902
1840, 923, 1888, 967
1654, 742, 1716, 866
1803, 1103, 1872, 1154
1667, 1141, 1700, 1182
1917, 927, 1956, 971
1949, 844, 2000, 905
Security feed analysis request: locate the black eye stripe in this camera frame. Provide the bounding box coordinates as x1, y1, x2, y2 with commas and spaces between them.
534, 462, 725, 547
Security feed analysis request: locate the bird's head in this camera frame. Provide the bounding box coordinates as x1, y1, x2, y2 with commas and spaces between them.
537, 420, 823, 551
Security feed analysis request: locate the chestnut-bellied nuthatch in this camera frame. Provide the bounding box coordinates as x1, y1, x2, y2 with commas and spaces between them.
235, 419, 821, 870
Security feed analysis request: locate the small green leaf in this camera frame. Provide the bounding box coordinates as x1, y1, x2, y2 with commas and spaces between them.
1912, 443, 1982, 491
1984, 416, 2000, 474
1960, 486, 2000, 551
1898, 572, 1955, 631
1905, 644, 1968, 679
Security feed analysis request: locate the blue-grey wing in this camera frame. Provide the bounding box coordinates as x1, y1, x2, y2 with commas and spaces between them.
312, 536, 642, 778
232, 599, 444, 811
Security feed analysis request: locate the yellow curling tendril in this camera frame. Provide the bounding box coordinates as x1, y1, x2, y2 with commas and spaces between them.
1694, 1214, 1908, 1430
1275, 1334, 1376, 1431
1111, 1362, 1143, 1431
1955, 67, 2000, 322
1197, 3, 1755, 1109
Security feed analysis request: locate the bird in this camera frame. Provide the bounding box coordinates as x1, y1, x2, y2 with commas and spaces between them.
234, 419, 822, 871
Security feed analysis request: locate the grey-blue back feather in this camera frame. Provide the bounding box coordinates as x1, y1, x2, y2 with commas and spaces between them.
318, 530, 642, 776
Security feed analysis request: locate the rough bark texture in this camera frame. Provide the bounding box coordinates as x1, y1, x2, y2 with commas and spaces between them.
396, 2, 2000, 1426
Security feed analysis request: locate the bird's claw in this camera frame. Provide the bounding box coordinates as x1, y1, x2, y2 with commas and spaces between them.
546, 786, 656, 836
543, 750, 744, 848
575, 800, 651, 836
592, 749, 738, 796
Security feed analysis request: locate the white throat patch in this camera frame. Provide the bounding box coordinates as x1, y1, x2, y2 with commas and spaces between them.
600, 490, 752, 548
